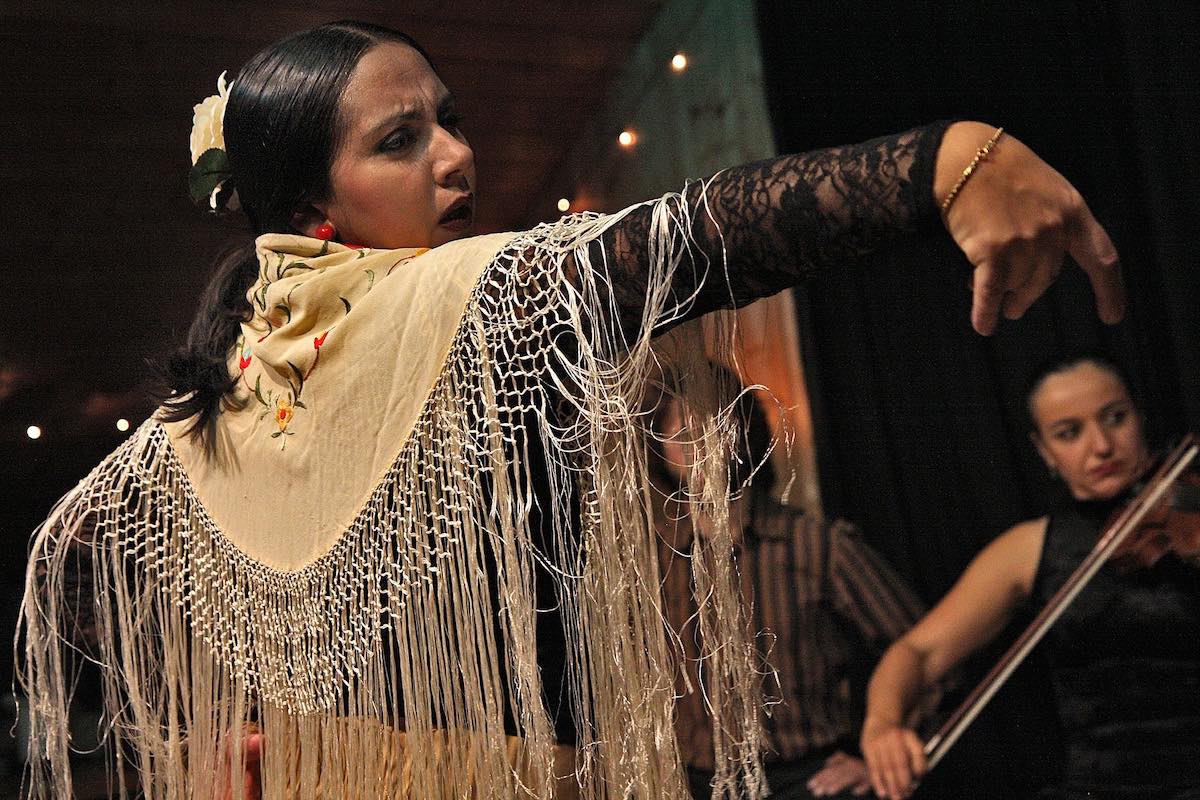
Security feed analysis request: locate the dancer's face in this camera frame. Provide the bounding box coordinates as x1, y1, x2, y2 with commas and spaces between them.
1030, 361, 1150, 501
309, 42, 476, 249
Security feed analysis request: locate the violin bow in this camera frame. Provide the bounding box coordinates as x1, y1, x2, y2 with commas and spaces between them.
923, 433, 1198, 771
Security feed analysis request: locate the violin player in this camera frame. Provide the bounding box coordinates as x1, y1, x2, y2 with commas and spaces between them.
860, 351, 1200, 800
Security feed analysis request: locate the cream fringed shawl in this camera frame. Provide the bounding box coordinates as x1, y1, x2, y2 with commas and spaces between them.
19, 195, 766, 798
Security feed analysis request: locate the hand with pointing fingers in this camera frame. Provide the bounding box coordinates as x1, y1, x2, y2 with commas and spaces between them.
935, 122, 1124, 335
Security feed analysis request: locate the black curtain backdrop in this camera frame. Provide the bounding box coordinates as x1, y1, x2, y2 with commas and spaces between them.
756, 1, 1199, 796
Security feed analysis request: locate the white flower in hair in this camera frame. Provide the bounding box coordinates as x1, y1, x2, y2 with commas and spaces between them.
190, 71, 232, 165
188, 71, 238, 212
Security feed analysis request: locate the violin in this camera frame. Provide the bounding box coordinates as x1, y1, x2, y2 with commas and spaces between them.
922, 434, 1199, 771
1109, 456, 1200, 570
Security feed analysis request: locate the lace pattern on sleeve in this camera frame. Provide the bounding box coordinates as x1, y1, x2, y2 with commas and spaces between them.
600, 122, 951, 336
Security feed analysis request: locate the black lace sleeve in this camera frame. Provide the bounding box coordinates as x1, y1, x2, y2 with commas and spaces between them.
598, 121, 953, 337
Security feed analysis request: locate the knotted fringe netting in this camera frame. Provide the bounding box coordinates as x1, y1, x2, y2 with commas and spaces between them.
19, 187, 767, 799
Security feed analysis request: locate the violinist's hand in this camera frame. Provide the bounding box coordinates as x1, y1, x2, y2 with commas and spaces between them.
217, 727, 264, 800
806, 750, 872, 797
861, 722, 926, 800
935, 121, 1124, 336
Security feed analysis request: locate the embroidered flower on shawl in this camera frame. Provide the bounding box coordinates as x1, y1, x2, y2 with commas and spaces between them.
274, 397, 295, 433
237, 241, 431, 449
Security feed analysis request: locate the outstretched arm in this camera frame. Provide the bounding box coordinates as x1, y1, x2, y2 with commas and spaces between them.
599, 120, 1122, 338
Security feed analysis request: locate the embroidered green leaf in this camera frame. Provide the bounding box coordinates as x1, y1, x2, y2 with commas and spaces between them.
317, 239, 330, 257
364, 269, 375, 290
340, 296, 352, 314
286, 360, 305, 398
281, 262, 313, 277
271, 431, 282, 438
253, 375, 267, 407
273, 304, 292, 324
294, 400, 308, 410
356, 250, 367, 260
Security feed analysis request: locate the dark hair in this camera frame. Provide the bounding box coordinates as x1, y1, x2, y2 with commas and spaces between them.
159, 21, 433, 444
1022, 350, 1139, 435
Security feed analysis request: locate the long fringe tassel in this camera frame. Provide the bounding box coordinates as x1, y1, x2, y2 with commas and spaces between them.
18, 189, 765, 798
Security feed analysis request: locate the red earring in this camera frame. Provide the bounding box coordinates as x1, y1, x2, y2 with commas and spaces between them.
314, 221, 335, 241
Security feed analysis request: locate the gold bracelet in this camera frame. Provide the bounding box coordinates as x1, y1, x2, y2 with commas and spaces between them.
940, 127, 1005, 214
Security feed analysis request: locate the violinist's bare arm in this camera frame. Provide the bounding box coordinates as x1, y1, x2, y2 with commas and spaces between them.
860, 517, 1047, 800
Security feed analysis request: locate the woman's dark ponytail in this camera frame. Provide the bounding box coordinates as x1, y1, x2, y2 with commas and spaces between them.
157, 242, 258, 443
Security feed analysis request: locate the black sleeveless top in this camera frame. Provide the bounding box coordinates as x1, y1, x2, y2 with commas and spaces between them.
1030, 498, 1200, 798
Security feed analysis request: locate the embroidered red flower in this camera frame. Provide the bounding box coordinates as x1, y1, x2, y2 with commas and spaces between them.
314, 331, 329, 349
239, 353, 252, 370
275, 397, 295, 433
